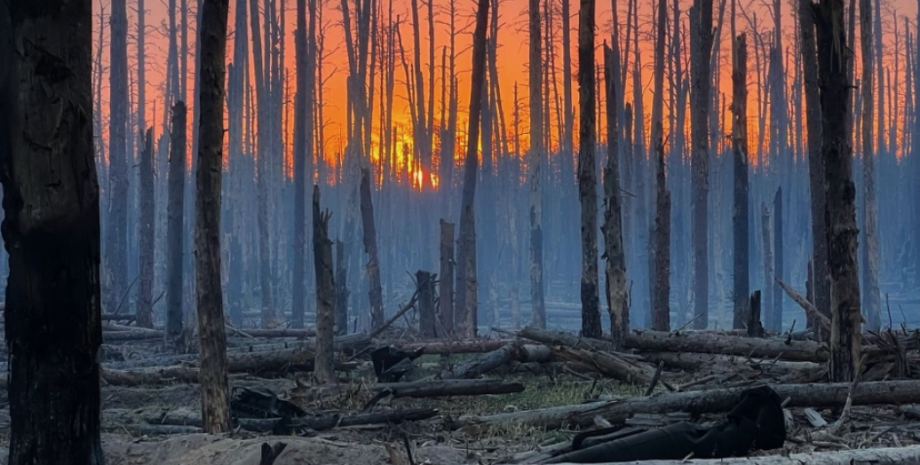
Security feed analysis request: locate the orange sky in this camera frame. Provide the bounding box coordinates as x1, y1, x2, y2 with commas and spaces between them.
92, 0, 920, 181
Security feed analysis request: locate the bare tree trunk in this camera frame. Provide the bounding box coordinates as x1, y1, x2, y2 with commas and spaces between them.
138, 128, 155, 328
859, 0, 881, 331
455, 0, 490, 339
292, 0, 308, 329
1, 2, 105, 460
195, 0, 231, 433
731, 33, 750, 331
166, 102, 187, 351
798, 0, 830, 336
603, 45, 629, 344
761, 203, 774, 327
649, 0, 670, 333
814, 0, 861, 382
418, 270, 436, 338
689, 0, 713, 329
439, 220, 455, 335
107, 0, 129, 313
528, 0, 546, 329
578, 0, 601, 338
335, 240, 348, 335
360, 167, 384, 328
312, 186, 335, 384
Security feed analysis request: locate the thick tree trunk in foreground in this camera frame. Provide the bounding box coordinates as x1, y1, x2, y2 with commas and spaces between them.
439, 220, 455, 336
731, 33, 750, 330
455, 0, 489, 338
138, 128, 155, 328
360, 167, 384, 329
166, 102, 187, 351
799, 0, 830, 337
814, 0, 861, 382
689, 0, 713, 329
195, 0, 232, 433
528, 0, 546, 329
1, 1, 105, 461
859, 0, 880, 331
313, 185, 336, 384
578, 0, 601, 338
602, 45, 628, 345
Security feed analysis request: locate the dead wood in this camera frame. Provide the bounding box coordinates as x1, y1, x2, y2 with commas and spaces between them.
553, 347, 661, 388
544, 445, 920, 464
383, 338, 516, 355
259, 442, 288, 465
624, 329, 828, 362
776, 277, 831, 332
435, 342, 549, 379
239, 408, 438, 432
455, 380, 920, 430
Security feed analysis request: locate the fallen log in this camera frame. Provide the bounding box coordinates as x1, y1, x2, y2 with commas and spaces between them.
642, 351, 823, 375
455, 380, 920, 430
435, 343, 550, 379
102, 330, 164, 342
101, 366, 200, 386
624, 330, 828, 362
776, 278, 831, 333
519, 327, 615, 352
545, 445, 920, 465
386, 338, 517, 355
240, 408, 438, 432
381, 378, 525, 398
553, 347, 659, 387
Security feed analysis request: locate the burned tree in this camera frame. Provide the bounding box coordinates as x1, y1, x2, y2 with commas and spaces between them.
578, 0, 601, 338
107, 0, 129, 312
648, 0, 670, 333
360, 168, 384, 329
813, 0, 861, 382
195, 0, 232, 433
455, 0, 490, 338
166, 102, 187, 351
1, 0, 105, 461
859, 0, 881, 331
439, 220, 455, 335
689, 0, 713, 329
602, 44, 629, 344
528, 0, 546, 329
137, 128, 155, 328
313, 185, 336, 384
732, 33, 750, 330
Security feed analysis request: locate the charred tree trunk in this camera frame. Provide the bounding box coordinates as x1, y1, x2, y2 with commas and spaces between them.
732, 33, 751, 331
360, 168, 384, 329
455, 0, 489, 339
528, 0, 546, 329
1, 2, 105, 461
799, 0, 830, 337
814, 0, 861, 382
602, 45, 629, 344
439, 220, 455, 336
312, 186, 335, 384
690, 0, 713, 329
761, 203, 774, 328
166, 102, 187, 351
578, 0, 601, 338
138, 128, 155, 328
417, 270, 436, 338
107, 0, 129, 313
770, 187, 783, 331
858, 0, 881, 331
649, 0, 671, 333
195, 0, 231, 433
292, 0, 308, 329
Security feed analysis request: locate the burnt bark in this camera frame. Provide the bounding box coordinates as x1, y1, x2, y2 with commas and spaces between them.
292, 0, 308, 330
455, 0, 489, 338
649, 0, 670, 333
578, 0, 601, 338
312, 185, 336, 384
690, 0, 713, 329
770, 187, 783, 331
814, 0, 861, 382
360, 167, 384, 329
858, 0, 880, 331
417, 270, 436, 338
107, 0, 129, 313
166, 102, 187, 351
137, 128, 155, 328
528, 0, 546, 329
195, 0, 232, 433
1, 1, 105, 461
732, 33, 750, 330
335, 240, 348, 335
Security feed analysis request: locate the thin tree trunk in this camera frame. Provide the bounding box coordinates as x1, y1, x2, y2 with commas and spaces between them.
578, 0, 601, 338
418, 270, 436, 338
761, 203, 774, 328
859, 0, 881, 331
689, 0, 713, 329
138, 128, 155, 328
814, 0, 861, 382
454, 0, 489, 339
166, 102, 187, 351
312, 185, 336, 384
603, 45, 629, 344
771, 187, 783, 330
798, 0, 830, 336
528, 0, 546, 329
292, 0, 308, 329
360, 167, 384, 328
108, 0, 129, 314
1, 2, 105, 460
649, 0, 670, 333
731, 33, 750, 331
195, 0, 231, 433
335, 240, 348, 335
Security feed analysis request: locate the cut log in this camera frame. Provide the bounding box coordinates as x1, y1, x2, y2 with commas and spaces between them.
624, 329, 827, 362
455, 380, 920, 430
546, 445, 920, 464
